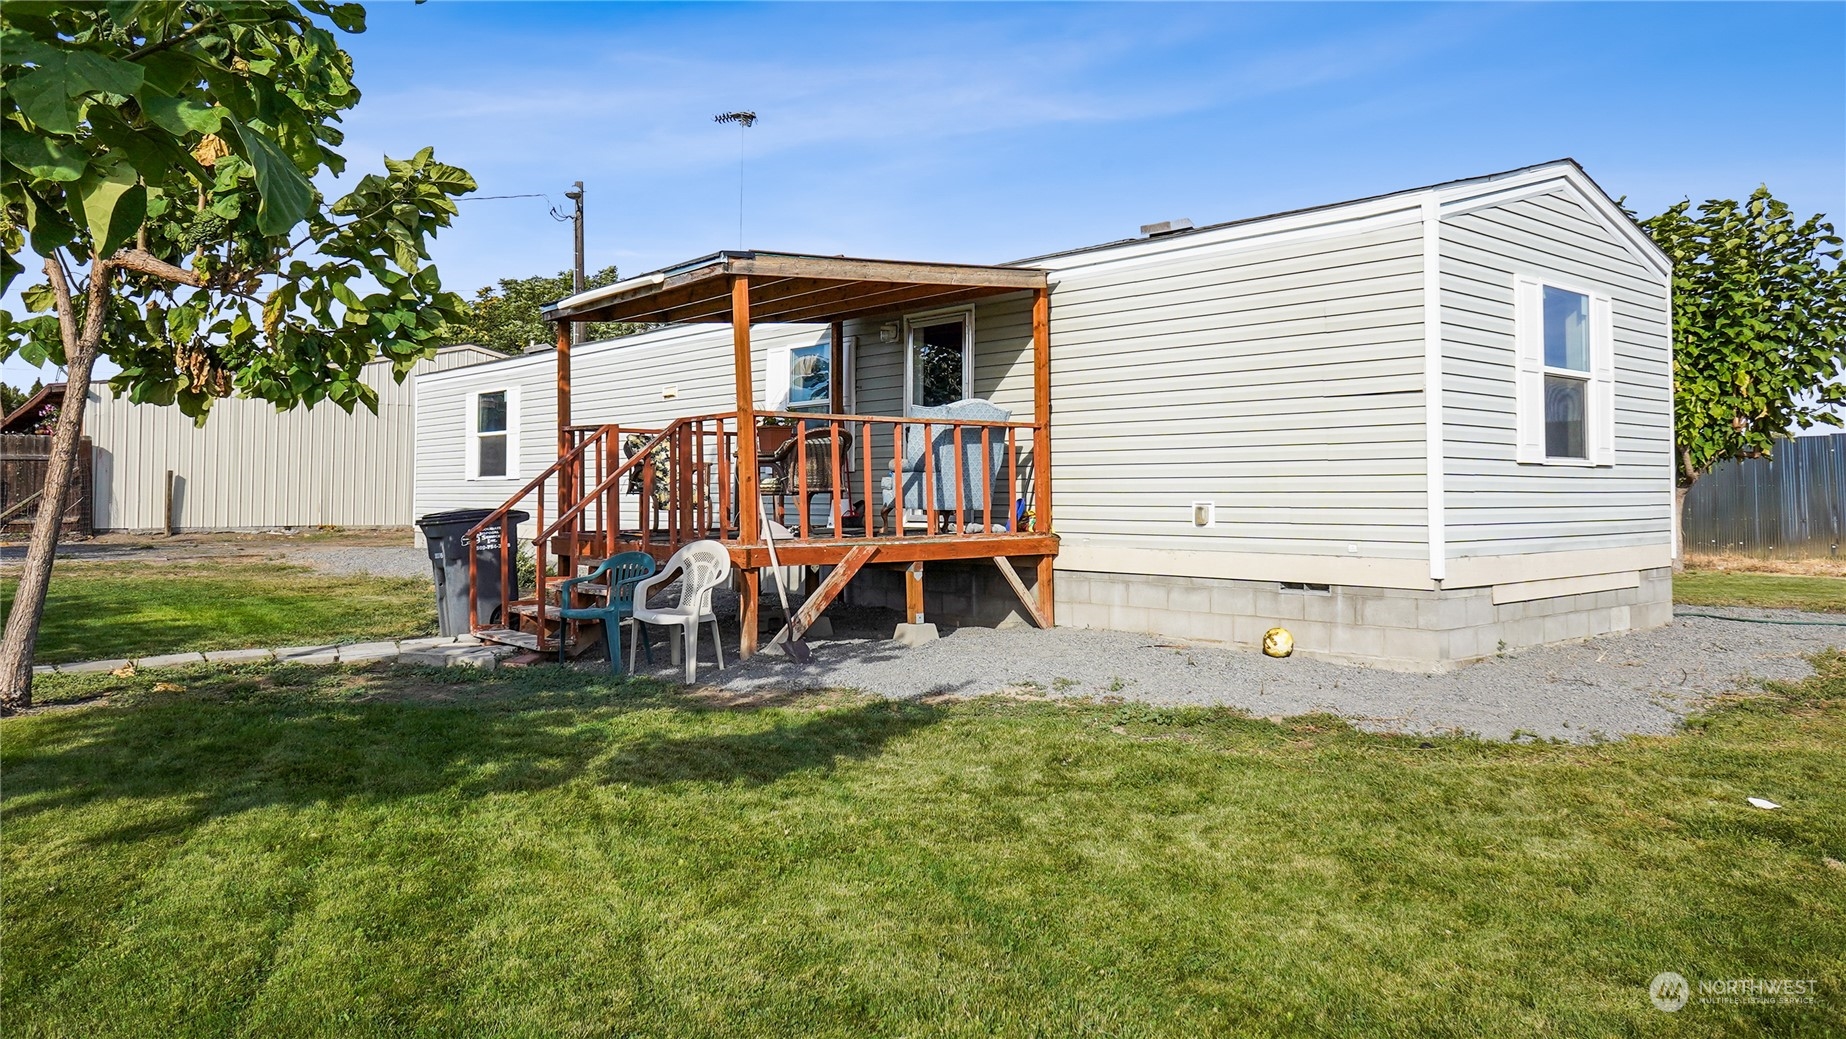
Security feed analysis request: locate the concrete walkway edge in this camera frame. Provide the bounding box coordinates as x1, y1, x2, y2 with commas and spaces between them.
34, 635, 508, 676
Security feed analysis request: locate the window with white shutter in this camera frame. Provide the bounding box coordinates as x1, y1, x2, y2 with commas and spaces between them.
765, 333, 839, 414
1513, 276, 1615, 466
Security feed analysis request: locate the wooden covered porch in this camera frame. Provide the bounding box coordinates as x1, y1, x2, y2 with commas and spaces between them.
469, 250, 1056, 660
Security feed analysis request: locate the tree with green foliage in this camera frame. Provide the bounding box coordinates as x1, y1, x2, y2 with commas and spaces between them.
1, 377, 43, 416
453, 266, 648, 354
0, 1, 477, 709
1638, 187, 1845, 563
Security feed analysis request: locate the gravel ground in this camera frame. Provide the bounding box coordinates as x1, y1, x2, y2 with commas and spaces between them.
619, 596, 1846, 742
281, 546, 432, 581
0, 535, 433, 582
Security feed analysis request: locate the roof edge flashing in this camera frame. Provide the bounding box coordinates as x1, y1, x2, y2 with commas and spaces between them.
545, 271, 666, 318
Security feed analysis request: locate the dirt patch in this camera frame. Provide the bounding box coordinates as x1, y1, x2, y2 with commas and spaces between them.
681, 686, 872, 711
1685, 554, 1846, 578
1, 528, 415, 565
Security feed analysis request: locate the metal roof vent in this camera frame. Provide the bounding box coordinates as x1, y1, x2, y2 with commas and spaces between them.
1140, 218, 1193, 238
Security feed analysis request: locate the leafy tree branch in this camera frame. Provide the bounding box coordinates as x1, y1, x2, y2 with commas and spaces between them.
0, 1, 479, 708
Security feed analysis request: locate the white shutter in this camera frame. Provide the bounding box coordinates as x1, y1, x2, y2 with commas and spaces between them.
1590, 294, 1615, 466
841, 336, 856, 413
1513, 277, 1544, 463
764, 344, 792, 411
505, 388, 521, 479
463, 391, 479, 479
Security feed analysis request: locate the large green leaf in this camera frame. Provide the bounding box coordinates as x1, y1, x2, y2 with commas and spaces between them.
227, 115, 313, 236
8, 48, 146, 134
71, 160, 146, 256
327, 3, 366, 32
18, 187, 78, 255
0, 123, 89, 182
0, 250, 23, 295
138, 92, 227, 136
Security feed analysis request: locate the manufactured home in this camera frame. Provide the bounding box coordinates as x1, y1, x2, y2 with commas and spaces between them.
415, 160, 1675, 669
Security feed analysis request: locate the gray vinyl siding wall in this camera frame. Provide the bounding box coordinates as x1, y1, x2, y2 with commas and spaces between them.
86, 345, 498, 531
1439, 188, 1674, 558
843, 291, 1038, 486
1039, 219, 1430, 560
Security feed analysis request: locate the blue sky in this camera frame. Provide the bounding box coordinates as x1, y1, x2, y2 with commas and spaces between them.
5, 0, 1844, 386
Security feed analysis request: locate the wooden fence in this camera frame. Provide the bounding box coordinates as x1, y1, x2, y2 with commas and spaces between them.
0, 435, 93, 536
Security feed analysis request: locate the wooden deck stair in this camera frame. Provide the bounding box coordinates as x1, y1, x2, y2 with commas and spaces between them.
465, 404, 1060, 661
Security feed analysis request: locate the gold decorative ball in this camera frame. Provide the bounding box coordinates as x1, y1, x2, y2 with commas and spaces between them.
1262, 626, 1295, 658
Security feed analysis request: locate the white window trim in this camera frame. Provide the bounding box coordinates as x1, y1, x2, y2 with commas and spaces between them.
901, 306, 975, 416
464, 387, 520, 481
1513, 275, 1615, 467
765, 332, 855, 416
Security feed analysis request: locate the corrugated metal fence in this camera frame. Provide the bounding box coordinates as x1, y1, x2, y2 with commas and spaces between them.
1683, 433, 1844, 560
84, 344, 502, 532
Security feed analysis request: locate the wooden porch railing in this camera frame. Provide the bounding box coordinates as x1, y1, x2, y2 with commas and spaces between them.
466, 408, 1047, 649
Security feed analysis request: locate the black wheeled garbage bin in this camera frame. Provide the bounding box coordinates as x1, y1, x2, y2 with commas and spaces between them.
417, 508, 530, 636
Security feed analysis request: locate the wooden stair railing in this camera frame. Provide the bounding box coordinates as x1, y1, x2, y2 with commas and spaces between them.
464, 422, 652, 640
473, 413, 739, 652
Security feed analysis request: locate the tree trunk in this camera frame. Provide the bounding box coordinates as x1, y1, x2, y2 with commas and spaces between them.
0, 326, 101, 712
1672, 482, 1691, 573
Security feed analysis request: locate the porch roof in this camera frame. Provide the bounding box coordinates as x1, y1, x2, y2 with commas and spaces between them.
540, 250, 1047, 326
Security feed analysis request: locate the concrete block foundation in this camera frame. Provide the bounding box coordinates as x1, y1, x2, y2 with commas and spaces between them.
841, 560, 1673, 671
1052, 567, 1674, 670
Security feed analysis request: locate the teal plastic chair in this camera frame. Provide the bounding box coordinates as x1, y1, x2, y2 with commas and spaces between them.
556, 552, 657, 672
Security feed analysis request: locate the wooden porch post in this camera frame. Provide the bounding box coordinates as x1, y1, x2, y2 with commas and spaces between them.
555, 319, 572, 459
905, 562, 925, 625
732, 275, 760, 659
554, 318, 575, 583
829, 319, 846, 415
1031, 285, 1054, 624
1031, 286, 1052, 532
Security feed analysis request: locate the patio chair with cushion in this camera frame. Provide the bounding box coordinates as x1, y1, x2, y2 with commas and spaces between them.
882, 399, 1012, 531
629, 539, 732, 683
554, 551, 657, 672
759, 421, 853, 530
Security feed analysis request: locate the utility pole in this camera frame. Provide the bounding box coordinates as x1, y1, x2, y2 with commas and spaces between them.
564, 180, 585, 345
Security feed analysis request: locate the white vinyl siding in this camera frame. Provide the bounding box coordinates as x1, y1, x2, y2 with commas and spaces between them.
1040, 219, 1429, 560
83, 344, 499, 531
1440, 188, 1673, 558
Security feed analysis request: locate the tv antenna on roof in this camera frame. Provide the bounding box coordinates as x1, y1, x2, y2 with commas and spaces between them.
713, 111, 757, 249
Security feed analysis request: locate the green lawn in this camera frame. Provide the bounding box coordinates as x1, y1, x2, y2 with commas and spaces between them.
4, 658, 1842, 1037
0, 560, 435, 663
1675, 570, 1846, 613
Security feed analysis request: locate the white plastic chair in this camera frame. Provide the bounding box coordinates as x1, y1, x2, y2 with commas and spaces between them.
629, 540, 732, 683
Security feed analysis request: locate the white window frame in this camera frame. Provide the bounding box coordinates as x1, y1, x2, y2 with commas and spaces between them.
465, 387, 520, 481
901, 306, 975, 416
767, 332, 849, 415
1513, 275, 1614, 467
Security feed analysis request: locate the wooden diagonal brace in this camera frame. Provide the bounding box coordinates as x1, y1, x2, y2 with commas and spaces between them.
770, 544, 876, 645
991, 556, 1051, 629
